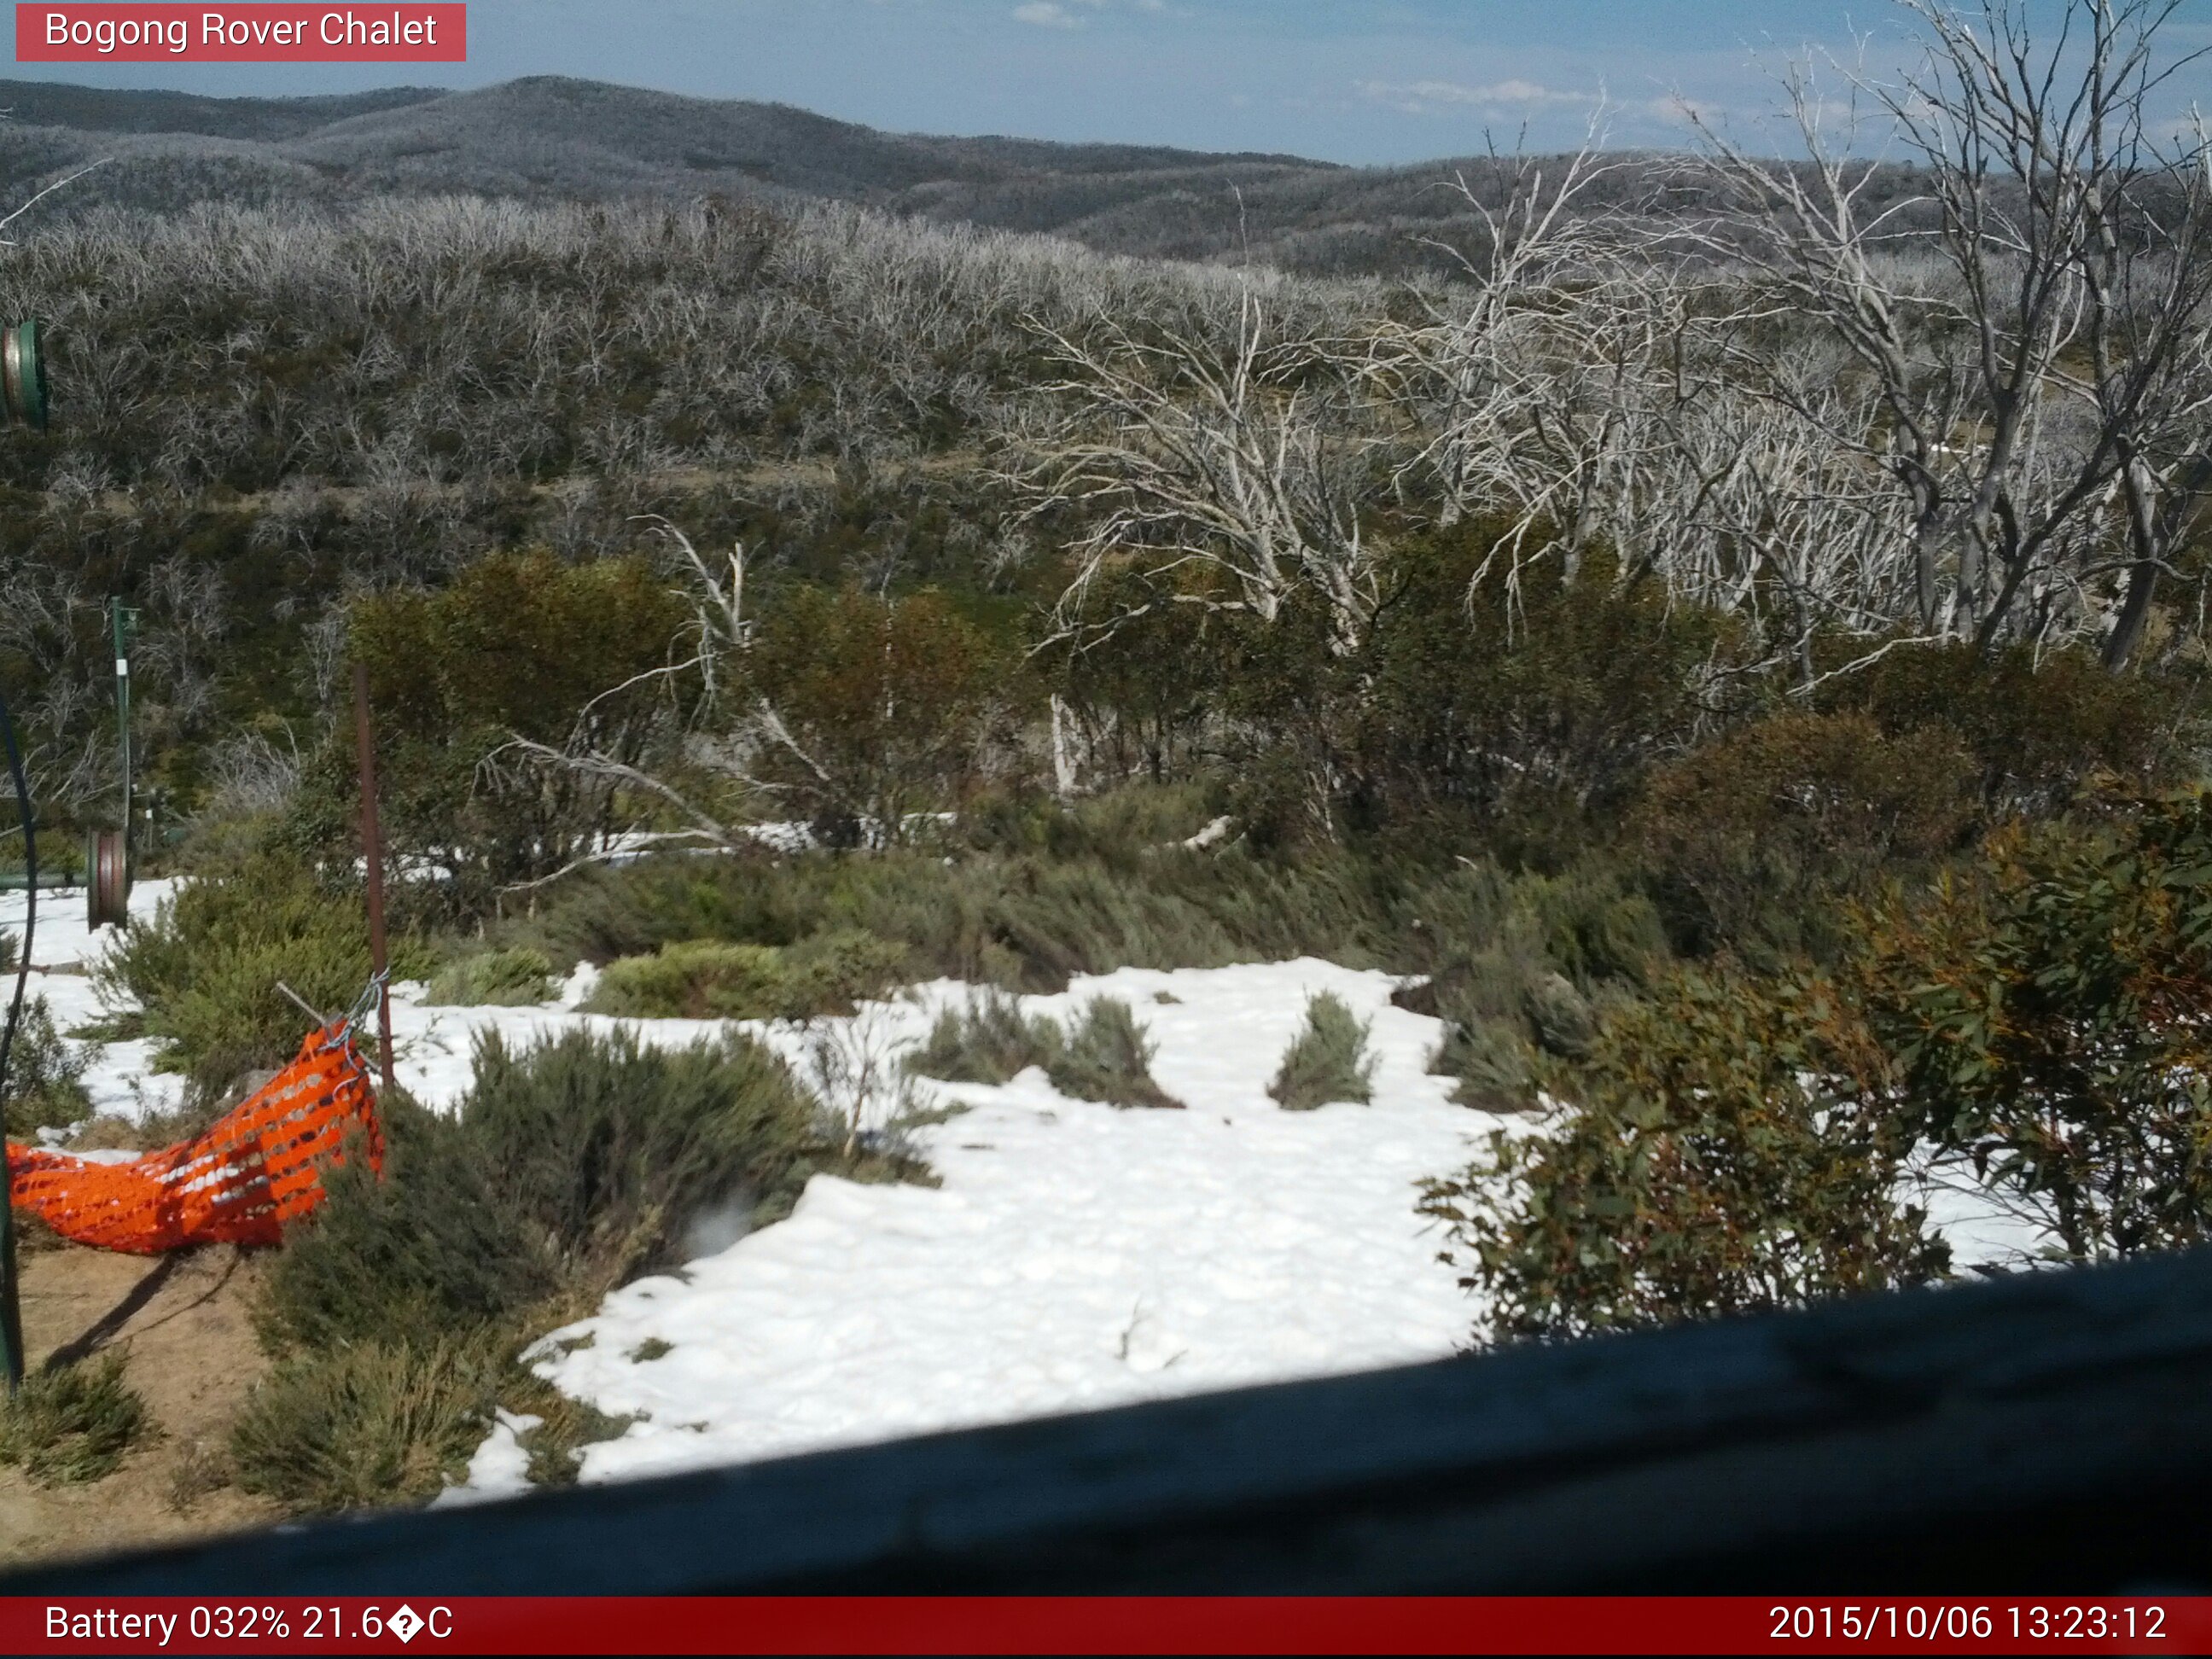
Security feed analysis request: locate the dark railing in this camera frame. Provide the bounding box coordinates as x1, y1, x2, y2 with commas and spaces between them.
14, 1245, 2212, 1594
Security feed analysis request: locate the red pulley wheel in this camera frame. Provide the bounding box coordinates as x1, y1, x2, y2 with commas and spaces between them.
87, 830, 128, 929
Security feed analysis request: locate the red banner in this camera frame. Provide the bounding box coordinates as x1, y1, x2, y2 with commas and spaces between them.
0, 1597, 2206, 1655
15, 4, 464, 62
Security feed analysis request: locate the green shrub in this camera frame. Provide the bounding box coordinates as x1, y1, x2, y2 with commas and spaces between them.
585, 940, 789, 1020
1354, 533, 1743, 841
908, 992, 1061, 1085
1267, 992, 1377, 1111
2, 994, 92, 1137
1420, 966, 1950, 1341
783, 929, 910, 1012
329, 550, 696, 918
0, 1353, 150, 1486
499, 1373, 637, 1488
423, 946, 559, 1008
1632, 710, 1974, 962
1849, 792, 2212, 1262
256, 1110, 562, 1355
742, 584, 1010, 842
583, 931, 905, 1022
96, 847, 430, 1107
1045, 998, 1183, 1109
250, 1023, 912, 1512
1432, 1016, 1534, 1112
230, 1336, 501, 1513
259, 1028, 829, 1356
506, 786, 1406, 998
1398, 856, 1658, 1109
1819, 638, 2192, 815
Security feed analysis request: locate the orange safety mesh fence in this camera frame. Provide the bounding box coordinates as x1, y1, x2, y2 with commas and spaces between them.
4, 1022, 381, 1254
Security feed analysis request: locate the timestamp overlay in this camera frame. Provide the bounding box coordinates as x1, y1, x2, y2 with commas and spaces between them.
0, 1597, 2208, 1655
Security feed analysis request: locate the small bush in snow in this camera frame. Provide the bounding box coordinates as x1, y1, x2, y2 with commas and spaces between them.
0, 1352, 150, 1487
583, 940, 786, 1019
801, 1002, 926, 1161
422, 946, 558, 1007
583, 931, 905, 1021
251, 1025, 910, 1512
96, 845, 433, 1109
1433, 1016, 1533, 1112
1268, 992, 1376, 1111
1, 993, 91, 1137
908, 991, 1061, 1085
1045, 998, 1182, 1110
260, 1028, 829, 1356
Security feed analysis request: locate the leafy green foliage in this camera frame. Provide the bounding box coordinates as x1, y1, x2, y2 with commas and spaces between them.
1849, 790, 2212, 1260
743, 585, 1012, 844
1401, 856, 1662, 1109
0, 1353, 151, 1486
1431, 786, 2212, 1341
1818, 639, 2193, 815
1045, 997, 1183, 1109
1632, 710, 1975, 963
1421, 967, 1950, 1340
514, 835, 1375, 994
1267, 992, 1376, 1111
331, 550, 694, 916
1348, 535, 1742, 848
247, 1022, 903, 1512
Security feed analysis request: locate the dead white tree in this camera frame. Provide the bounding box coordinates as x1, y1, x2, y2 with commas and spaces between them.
1011, 287, 1382, 659
1689, 0, 2212, 662
1363, 142, 1654, 594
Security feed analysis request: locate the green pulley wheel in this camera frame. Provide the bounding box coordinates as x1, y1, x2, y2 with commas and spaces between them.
87, 830, 127, 929
3, 319, 48, 432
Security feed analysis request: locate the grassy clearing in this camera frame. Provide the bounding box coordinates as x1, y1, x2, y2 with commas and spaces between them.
0, 1353, 153, 1487
1268, 992, 1377, 1111
1045, 998, 1183, 1110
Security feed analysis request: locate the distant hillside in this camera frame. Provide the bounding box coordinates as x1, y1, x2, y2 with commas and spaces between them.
0, 74, 1890, 276
0, 80, 441, 140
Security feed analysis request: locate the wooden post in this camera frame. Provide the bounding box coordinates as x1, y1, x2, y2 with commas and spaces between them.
352, 661, 394, 1094
0, 687, 33, 1394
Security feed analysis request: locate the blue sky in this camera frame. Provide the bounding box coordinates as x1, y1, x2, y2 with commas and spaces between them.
13, 1, 2209, 164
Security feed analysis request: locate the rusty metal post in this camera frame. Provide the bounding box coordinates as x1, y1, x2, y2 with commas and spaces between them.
352, 661, 394, 1093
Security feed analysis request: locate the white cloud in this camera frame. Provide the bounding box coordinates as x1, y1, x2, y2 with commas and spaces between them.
1012, 0, 1163, 27
1356, 77, 1604, 116
1353, 76, 1718, 136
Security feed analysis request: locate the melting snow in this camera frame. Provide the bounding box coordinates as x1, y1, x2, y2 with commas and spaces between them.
5, 873, 2054, 1506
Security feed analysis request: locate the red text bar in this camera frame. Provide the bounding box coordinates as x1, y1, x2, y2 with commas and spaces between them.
1, 1597, 2208, 1655
16, 4, 465, 62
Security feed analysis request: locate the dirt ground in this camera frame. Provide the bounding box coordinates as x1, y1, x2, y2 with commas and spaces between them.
0, 1241, 282, 1572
